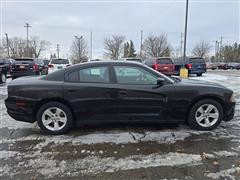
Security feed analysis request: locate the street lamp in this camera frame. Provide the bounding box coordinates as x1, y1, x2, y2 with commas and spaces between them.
5, 33, 10, 57
75, 36, 83, 62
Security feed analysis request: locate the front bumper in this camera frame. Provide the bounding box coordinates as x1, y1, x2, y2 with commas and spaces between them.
224, 102, 236, 121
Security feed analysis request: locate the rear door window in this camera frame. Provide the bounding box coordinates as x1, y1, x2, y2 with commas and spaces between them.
67, 66, 110, 83
156, 58, 173, 64
189, 58, 205, 64
80, 66, 109, 83
51, 59, 69, 64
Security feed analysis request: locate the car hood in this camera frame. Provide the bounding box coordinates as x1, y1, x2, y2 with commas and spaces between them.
177, 78, 227, 89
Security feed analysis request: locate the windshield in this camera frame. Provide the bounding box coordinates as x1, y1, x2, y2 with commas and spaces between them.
51, 59, 69, 64
156, 58, 173, 64
144, 64, 175, 83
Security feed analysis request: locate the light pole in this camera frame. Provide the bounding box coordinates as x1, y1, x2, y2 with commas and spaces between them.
24, 23, 31, 57
75, 36, 83, 62
183, 0, 189, 64
5, 33, 10, 57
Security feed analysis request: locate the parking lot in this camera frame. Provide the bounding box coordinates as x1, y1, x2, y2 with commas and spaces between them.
0, 70, 239, 180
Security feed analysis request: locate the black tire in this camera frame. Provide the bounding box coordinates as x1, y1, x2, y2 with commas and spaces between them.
197, 73, 202, 77
37, 101, 73, 135
188, 99, 224, 130
0, 73, 6, 84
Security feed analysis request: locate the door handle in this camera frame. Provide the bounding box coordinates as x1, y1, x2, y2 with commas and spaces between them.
119, 90, 127, 96
67, 89, 77, 93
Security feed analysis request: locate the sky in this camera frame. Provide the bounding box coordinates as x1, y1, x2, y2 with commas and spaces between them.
0, 0, 239, 59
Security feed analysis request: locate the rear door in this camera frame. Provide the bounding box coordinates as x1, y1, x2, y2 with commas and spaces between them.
63, 65, 118, 121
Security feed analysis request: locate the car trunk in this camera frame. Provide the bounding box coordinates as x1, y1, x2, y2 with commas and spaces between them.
12, 59, 35, 72
155, 59, 175, 74
189, 58, 206, 71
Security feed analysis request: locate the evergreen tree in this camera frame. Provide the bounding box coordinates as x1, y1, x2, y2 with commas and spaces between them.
123, 42, 129, 58
128, 40, 137, 57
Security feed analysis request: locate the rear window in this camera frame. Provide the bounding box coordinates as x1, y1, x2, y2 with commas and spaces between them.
51, 59, 69, 64
144, 59, 155, 65
189, 58, 205, 63
156, 58, 173, 64
15, 59, 34, 61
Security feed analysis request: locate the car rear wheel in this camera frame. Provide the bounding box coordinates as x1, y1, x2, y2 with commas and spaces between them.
37, 102, 73, 135
188, 99, 223, 130
0, 74, 6, 84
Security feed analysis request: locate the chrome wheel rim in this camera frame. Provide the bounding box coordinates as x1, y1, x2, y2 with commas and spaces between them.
41, 107, 67, 131
1, 74, 6, 83
195, 104, 219, 127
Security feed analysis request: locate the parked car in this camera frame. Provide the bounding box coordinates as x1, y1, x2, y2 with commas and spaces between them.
0, 60, 8, 84
145, 57, 175, 75
2, 58, 15, 76
5, 61, 235, 134
207, 63, 218, 70
12, 58, 46, 79
174, 57, 206, 76
122, 58, 143, 63
42, 59, 50, 66
48, 58, 72, 73
218, 63, 230, 70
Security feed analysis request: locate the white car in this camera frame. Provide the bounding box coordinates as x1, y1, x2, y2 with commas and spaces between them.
48, 59, 72, 73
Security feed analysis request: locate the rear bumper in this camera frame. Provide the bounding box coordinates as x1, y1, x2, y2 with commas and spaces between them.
5, 98, 36, 123
189, 69, 206, 74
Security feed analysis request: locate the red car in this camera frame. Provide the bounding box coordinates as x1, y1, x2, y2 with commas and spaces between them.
145, 57, 175, 75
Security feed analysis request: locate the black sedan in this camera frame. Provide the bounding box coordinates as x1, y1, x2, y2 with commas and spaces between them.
5, 61, 235, 134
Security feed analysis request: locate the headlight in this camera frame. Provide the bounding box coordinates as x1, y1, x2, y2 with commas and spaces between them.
230, 93, 236, 103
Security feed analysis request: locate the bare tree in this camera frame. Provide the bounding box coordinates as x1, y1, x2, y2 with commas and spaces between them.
104, 35, 125, 59
143, 34, 171, 57
70, 37, 88, 64
192, 40, 212, 58
29, 36, 50, 58
8, 37, 27, 58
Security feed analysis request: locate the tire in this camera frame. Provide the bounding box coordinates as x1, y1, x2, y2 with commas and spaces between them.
188, 99, 224, 130
197, 73, 202, 77
0, 73, 6, 84
37, 102, 73, 135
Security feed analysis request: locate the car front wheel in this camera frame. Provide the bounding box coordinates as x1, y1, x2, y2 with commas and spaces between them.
188, 99, 223, 130
0, 73, 6, 84
37, 102, 73, 135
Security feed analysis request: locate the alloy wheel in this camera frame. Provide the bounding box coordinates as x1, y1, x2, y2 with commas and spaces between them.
41, 107, 67, 131
195, 104, 219, 127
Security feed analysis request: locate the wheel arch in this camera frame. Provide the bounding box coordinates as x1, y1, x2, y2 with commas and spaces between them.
33, 97, 76, 121
187, 95, 225, 121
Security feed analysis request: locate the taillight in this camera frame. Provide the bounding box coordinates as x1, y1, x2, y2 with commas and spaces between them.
153, 63, 158, 70
48, 64, 54, 68
186, 64, 192, 69
33, 64, 39, 71
66, 64, 71, 67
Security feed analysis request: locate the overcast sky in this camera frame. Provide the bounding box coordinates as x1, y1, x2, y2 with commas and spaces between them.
1, 0, 239, 58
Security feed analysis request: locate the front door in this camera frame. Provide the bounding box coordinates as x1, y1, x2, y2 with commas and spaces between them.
112, 65, 174, 120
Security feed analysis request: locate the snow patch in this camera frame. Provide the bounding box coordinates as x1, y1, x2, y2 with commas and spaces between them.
205, 167, 240, 179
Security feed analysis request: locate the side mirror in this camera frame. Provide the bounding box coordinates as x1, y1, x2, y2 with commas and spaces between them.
157, 78, 165, 86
